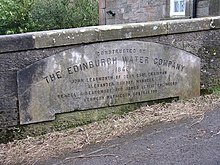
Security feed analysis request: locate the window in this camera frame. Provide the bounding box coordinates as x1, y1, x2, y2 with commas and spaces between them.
170, 0, 186, 16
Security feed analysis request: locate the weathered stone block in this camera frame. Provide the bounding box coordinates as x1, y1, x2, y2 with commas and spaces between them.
33, 28, 100, 49
167, 18, 211, 34
99, 21, 167, 41
99, 0, 106, 9
0, 109, 18, 127
212, 16, 220, 29
17, 41, 200, 124
197, 7, 209, 17
0, 34, 34, 53
0, 17, 219, 130
209, 0, 220, 16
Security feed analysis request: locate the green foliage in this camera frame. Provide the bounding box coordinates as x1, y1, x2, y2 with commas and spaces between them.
204, 86, 220, 95
0, 0, 99, 35
211, 86, 220, 94
0, 0, 34, 34
30, 0, 98, 31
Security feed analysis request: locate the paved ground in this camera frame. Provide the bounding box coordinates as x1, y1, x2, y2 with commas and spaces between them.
42, 108, 220, 165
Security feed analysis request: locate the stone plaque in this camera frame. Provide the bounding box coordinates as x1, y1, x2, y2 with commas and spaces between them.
17, 41, 200, 124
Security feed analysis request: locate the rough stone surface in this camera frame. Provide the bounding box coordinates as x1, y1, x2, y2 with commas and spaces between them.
0, 47, 73, 127
197, 0, 210, 17
213, 17, 220, 28
103, 0, 167, 24
100, 0, 215, 25
0, 17, 219, 53
167, 18, 211, 34
17, 41, 200, 124
153, 30, 220, 89
0, 17, 219, 128
0, 33, 34, 53
209, 0, 220, 16
32, 22, 168, 49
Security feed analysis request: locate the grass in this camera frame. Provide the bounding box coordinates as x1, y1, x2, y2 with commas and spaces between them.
212, 86, 220, 94
0, 93, 219, 165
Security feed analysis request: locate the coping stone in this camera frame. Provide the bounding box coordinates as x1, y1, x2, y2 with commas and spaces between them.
0, 16, 219, 53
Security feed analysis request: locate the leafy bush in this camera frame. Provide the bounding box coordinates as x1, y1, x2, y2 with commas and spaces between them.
0, 0, 99, 35
0, 0, 34, 34
30, 0, 98, 31
211, 86, 220, 94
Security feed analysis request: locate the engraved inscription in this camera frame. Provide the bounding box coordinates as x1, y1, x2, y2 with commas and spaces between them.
17, 41, 200, 124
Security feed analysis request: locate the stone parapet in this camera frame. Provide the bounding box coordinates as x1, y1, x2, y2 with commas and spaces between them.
0, 17, 219, 53
0, 16, 219, 132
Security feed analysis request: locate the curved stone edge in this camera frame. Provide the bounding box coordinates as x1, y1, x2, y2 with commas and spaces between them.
17, 41, 201, 124
0, 16, 219, 53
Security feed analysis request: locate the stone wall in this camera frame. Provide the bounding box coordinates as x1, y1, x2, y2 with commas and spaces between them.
103, 0, 167, 25
197, 0, 210, 17
0, 16, 220, 130
99, 0, 219, 25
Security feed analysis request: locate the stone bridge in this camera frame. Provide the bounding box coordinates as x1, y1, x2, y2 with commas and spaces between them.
0, 16, 219, 139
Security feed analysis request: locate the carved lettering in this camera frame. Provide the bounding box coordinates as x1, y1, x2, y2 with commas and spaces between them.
18, 41, 200, 124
